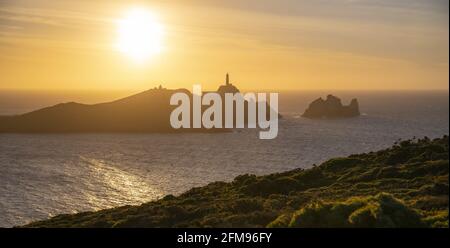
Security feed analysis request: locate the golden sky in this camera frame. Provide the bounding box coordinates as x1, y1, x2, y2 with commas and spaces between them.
0, 0, 448, 91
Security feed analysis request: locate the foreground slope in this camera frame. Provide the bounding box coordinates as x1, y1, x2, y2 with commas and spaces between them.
25, 136, 449, 228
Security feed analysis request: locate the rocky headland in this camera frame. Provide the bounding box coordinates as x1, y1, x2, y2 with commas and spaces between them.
302, 95, 360, 119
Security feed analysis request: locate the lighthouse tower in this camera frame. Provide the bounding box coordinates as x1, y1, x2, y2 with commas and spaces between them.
217, 73, 239, 94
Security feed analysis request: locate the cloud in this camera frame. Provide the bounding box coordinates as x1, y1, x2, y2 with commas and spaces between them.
0, 0, 447, 90
160, 1, 448, 65
0, 4, 116, 57
0, 5, 113, 29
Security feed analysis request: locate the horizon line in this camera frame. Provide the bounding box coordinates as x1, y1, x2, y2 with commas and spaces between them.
0, 87, 449, 93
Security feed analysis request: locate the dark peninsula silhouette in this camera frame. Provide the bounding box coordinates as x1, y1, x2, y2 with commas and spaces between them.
0, 74, 280, 133
0, 87, 195, 133
302, 95, 360, 119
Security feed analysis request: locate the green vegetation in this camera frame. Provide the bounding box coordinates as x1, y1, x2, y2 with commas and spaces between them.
24, 136, 449, 228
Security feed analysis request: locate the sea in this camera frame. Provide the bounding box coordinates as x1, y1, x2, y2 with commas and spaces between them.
0, 90, 448, 227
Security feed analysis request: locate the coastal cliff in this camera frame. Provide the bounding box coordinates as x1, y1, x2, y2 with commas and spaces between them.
302, 95, 360, 119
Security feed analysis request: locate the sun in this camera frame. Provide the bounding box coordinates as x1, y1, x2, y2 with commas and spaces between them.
116, 8, 164, 62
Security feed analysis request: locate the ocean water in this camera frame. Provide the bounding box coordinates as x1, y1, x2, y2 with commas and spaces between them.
0, 91, 448, 227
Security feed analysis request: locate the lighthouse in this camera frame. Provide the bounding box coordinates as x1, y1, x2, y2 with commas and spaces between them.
217, 73, 239, 94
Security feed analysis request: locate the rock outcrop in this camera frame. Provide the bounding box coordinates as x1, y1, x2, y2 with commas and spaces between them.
302, 95, 360, 118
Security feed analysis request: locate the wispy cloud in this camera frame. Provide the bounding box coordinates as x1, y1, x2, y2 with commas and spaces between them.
0, 0, 447, 90
0, 3, 116, 58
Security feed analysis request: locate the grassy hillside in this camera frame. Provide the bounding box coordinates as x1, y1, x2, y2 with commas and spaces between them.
24, 136, 449, 228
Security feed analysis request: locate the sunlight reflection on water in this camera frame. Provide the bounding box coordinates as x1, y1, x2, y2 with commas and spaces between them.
80, 156, 163, 209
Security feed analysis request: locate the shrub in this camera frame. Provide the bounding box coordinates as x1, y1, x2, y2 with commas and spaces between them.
229, 198, 263, 213
267, 214, 291, 228
289, 193, 425, 228
322, 158, 363, 172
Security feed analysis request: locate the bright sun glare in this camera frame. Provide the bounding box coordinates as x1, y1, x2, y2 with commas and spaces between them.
116, 8, 164, 62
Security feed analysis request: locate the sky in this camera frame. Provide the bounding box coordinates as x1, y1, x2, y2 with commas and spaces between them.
0, 0, 448, 91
